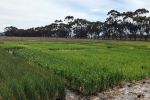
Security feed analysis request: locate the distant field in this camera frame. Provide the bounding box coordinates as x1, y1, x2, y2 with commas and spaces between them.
1, 38, 150, 96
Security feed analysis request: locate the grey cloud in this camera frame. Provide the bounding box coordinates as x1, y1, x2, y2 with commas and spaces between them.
0, 0, 150, 31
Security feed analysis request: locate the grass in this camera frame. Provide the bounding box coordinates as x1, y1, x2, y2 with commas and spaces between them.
0, 48, 65, 100
1, 40, 150, 95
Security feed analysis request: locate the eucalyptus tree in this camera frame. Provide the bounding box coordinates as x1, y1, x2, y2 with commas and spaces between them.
143, 17, 150, 40
64, 16, 74, 38
86, 21, 103, 39
50, 23, 59, 37
133, 16, 146, 40
101, 22, 109, 39
44, 25, 53, 37
33, 27, 46, 37
4, 8, 150, 40
92, 21, 103, 39
51, 20, 64, 37
56, 23, 70, 37
72, 18, 89, 38
132, 8, 149, 40
4, 26, 18, 36
65, 16, 74, 21
134, 8, 149, 17
50, 19, 70, 37
86, 21, 94, 39
121, 11, 137, 40
106, 10, 121, 39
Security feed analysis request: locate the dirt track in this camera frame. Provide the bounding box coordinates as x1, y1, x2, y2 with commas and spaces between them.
66, 78, 150, 100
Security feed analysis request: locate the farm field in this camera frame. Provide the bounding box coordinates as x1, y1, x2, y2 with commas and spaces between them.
1, 38, 150, 98
0, 46, 65, 99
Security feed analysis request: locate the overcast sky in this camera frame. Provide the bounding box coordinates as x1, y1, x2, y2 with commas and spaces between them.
0, 0, 150, 32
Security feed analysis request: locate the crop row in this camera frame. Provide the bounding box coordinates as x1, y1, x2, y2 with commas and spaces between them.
0, 48, 65, 100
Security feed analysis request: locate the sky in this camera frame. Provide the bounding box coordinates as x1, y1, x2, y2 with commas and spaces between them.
0, 0, 150, 32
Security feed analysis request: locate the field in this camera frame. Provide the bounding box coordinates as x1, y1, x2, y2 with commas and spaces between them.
1, 38, 150, 98
0, 45, 65, 99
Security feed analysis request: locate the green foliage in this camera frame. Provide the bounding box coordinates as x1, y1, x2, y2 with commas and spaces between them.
4, 9, 150, 40
1, 40, 150, 95
0, 48, 65, 100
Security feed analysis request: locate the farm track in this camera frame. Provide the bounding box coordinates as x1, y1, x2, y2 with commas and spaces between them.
66, 78, 150, 100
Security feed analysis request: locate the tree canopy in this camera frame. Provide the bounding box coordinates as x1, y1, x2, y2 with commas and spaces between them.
4, 8, 150, 40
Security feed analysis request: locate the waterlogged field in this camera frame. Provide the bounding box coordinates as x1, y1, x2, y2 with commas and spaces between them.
1, 40, 150, 95
0, 48, 65, 100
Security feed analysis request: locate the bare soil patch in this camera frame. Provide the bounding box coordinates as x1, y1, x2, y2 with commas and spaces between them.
66, 78, 150, 100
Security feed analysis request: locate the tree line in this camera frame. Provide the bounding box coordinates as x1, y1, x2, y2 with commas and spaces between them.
4, 8, 150, 40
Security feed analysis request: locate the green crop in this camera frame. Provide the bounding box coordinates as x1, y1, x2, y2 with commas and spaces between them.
1, 40, 150, 95
0, 48, 65, 100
